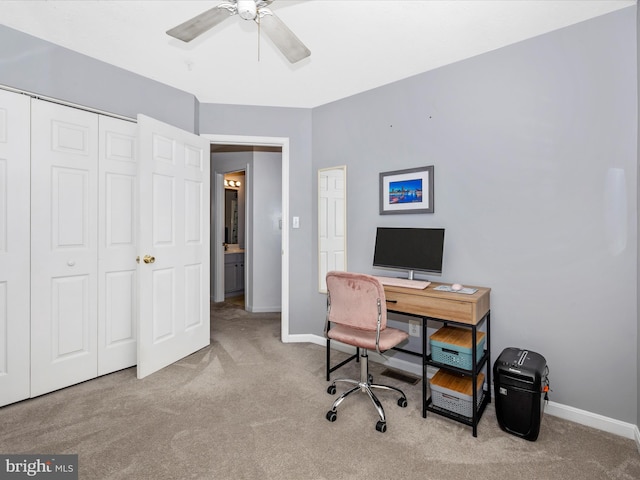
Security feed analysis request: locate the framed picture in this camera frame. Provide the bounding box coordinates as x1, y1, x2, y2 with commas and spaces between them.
379, 166, 434, 214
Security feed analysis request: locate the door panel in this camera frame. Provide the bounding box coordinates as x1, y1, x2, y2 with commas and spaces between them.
98, 115, 138, 375
185, 180, 203, 243
52, 275, 90, 357
0, 89, 30, 406
318, 166, 346, 292
152, 174, 175, 244
31, 99, 99, 397
52, 167, 90, 246
185, 264, 203, 329
152, 268, 174, 341
137, 115, 210, 379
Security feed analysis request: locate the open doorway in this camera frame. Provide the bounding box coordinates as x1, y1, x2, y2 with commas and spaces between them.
206, 134, 290, 341
211, 145, 282, 312
222, 169, 246, 307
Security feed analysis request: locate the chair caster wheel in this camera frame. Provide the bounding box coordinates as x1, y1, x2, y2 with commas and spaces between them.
398, 397, 408, 408
327, 385, 336, 395
326, 410, 337, 422
375, 421, 387, 433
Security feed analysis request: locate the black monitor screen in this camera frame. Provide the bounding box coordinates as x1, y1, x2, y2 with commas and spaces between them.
373, 227, 445, 277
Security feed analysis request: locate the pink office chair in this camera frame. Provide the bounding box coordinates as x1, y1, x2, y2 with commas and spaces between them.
324, 271, 409, 432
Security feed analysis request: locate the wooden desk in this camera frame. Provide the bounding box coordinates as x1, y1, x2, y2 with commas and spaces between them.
383, 282, 490, 325
384, 282, 491, 437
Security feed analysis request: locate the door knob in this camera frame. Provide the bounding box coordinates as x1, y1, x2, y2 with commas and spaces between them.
143, 255, 156, 264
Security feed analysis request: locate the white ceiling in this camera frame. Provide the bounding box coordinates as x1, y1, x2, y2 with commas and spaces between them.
0, 0, 635, 108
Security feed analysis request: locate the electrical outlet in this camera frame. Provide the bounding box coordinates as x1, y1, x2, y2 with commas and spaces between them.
409, 320, 420, 337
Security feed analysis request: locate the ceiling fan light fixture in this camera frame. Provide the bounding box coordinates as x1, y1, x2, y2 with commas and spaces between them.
237, 0, 257, 20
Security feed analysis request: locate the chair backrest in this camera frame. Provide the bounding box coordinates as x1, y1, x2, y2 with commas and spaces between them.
326, 271, 387, 331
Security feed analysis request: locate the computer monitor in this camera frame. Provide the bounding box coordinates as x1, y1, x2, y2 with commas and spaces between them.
373, 227, 445, 280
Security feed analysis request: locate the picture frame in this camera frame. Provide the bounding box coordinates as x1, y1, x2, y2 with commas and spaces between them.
379, 166, 434, 214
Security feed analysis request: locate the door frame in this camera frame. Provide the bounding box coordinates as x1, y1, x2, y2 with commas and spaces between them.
215, 165, 250, 305
203, 134, 290, 342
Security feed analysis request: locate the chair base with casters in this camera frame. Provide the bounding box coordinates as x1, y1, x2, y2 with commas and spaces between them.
325, 348, 408, 433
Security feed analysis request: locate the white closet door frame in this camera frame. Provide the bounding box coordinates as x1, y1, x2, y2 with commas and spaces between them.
0, 89, 31, 406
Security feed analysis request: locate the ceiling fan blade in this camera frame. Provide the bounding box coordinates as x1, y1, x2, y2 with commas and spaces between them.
166, 4, 236, 42
258, 9, 310, 64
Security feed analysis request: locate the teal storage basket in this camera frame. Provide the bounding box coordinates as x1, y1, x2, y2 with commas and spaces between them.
430, 329, 486, 371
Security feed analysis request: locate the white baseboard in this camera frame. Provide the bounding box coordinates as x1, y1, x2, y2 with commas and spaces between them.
210, 297, 280, 314
247, 306, 281, 313
289, 332, 640, 448
283, 333, 317, 343
544, 401, 640, 443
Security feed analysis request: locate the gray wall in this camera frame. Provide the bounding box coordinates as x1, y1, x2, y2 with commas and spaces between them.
199, 104, 313, 333
312, 7, 638, 424
252, 151, 283, 312
0, 26, 197, 132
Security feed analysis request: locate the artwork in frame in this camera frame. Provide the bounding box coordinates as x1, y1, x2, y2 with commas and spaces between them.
379, 166, 434, 214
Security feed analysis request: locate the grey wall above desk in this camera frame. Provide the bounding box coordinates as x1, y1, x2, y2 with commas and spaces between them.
311, 7, 637, 425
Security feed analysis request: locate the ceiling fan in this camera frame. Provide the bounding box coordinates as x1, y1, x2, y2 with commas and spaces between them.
166, 0, 311, 64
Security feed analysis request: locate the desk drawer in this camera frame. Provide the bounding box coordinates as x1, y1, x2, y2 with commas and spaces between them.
386, 292, 474, 323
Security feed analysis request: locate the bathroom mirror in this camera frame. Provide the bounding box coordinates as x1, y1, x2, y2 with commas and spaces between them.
225, 188, 238, 244
318, 166, 347, 293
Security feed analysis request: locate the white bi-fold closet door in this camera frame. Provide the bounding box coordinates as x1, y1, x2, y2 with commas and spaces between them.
0, 91, 210, 406
30, 99, 139, 396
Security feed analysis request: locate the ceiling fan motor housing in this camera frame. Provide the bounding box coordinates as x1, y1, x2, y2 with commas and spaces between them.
237, 0, 257, 20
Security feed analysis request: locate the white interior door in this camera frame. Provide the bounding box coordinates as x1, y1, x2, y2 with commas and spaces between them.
0, 89, 31, 406
30, 99, 99, 396
98, 116, 138, 375
318, 166, 346, 292
137, 115, 210, 379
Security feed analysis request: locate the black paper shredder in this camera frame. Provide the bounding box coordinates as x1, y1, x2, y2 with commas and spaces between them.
493, 348, 549, 441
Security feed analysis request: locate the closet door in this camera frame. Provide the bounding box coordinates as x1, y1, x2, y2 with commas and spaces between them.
0, 90, 30, 406
31, 99, 99, 396
98, 116, 138, 375
136, 115, 210, 379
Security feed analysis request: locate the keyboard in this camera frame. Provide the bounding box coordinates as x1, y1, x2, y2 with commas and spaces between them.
374, 276, 431, 290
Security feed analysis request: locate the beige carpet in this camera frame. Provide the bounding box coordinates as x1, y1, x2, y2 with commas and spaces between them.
1, 302, 638, 479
